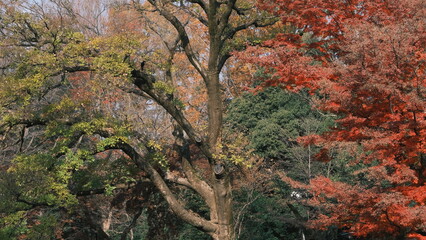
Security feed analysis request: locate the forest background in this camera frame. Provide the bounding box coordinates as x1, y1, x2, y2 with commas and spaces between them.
0, 0, 424, 239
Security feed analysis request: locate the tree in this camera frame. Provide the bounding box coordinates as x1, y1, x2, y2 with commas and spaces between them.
0, 0, 277, 239
246, 0, 426, 238
225, 87, 336, 240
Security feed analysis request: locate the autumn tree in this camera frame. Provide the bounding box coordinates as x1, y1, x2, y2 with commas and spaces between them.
244, 0, 426, 238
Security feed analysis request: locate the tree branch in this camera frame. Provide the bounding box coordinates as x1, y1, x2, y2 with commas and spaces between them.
145, 0, 208, 81
218, 52, 231, 72
181, 155, 215, 208
217, 0, 237, 36
187, 0, 209, 15
222, 17, 278, 43
16, 194, 50, 208
120, 208, 143, 240
131, 70, 215, 164
116, 141, 217, 233
181, 5, 209, 26
165, 172, 193, 188
232, 5, 254, 16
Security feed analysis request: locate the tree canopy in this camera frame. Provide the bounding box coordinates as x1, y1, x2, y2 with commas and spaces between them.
242, 0, 426, 238
0, 0, 425, 239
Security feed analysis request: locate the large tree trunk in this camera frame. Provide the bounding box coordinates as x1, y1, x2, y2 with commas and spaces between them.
206, 37, 234, 238
210, 176, 234, 240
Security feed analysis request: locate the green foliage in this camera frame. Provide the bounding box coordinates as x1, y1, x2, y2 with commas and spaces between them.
71, 152, 139, 197
104, 184, 117, 196
96, 136, 128, 152
249, 120, 288, 158
25, 212, 59, 240
227, 88, 310, 130
226, 87, 332, 159
89, 35, 140, 81
9, 152, 81, 207
0, 50, 57, 107
0, 211, 28, 240
147, 140, 169, 169
0, 173, 25, 213
172, 98, 186, 109
60, 33, 141, 82
175, 190, 211, 240
216, 133, 255, 167
178, 224, 212, 240
233, 183, 302, 240
0, 210, 61, 240
153, 81, 175, 95
61, 32, 91, 67
226, 87, 356, 239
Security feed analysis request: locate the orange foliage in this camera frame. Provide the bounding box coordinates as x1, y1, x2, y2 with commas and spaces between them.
248, 0, 426, 237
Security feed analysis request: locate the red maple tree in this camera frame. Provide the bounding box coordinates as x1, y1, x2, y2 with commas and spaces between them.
243, 0, 426, 238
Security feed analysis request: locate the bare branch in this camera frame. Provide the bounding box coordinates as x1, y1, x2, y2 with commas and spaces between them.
144, 0, 208, 81
131, 69, 214, 163
181, 6, 208, 26
222, 17, 278, 43
187, 0, 209, 15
